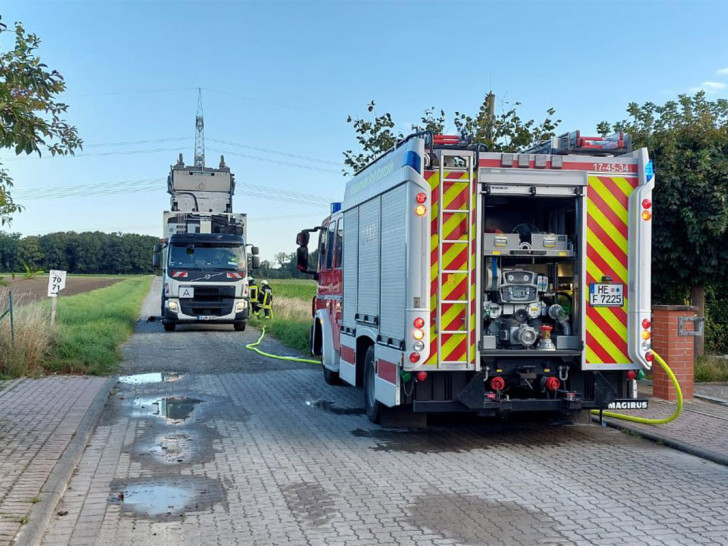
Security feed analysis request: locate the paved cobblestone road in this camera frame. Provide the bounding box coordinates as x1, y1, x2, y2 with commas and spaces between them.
40, 282, 728, 545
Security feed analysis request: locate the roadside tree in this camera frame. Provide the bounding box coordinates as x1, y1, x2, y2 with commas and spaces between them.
0, 16, 82, 224
599, 92, 728, 354
343, 93, 561, 174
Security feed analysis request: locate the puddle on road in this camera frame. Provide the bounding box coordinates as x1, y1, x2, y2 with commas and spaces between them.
305, 399, 365, 416
131, 396, 203, 423
110, 476, 225, 518
148, 432, 194, 464
118, 372, 184, 385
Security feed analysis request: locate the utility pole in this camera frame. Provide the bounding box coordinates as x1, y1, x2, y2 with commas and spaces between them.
194, 88, 205, 168
485, 92, 495, 142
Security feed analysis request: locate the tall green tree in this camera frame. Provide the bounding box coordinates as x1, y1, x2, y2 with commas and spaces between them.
343, 93, 561, 174
599, 92, 728, 354
0, 16, 82, 224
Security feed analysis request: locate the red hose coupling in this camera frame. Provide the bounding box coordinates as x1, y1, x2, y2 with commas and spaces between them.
544, 376, 561, 392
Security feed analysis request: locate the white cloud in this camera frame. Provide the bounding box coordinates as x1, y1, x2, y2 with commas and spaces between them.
717, 67, 728, 76
688, 81, 727, 94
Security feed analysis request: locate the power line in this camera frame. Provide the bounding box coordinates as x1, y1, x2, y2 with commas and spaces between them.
12, 177, 335, 207
1, 147, 185, 162
207, 147, 339, 174
2, 144, 341, 174
207, 137, 339, 166
84, 137, 191, 148
63, 87, 199, 98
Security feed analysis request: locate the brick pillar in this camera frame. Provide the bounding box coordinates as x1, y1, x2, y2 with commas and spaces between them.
651, 305, 695, 400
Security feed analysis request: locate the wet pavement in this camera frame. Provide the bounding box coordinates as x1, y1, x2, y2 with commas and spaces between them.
4, 278, 728, 545
0, 377, 110, 545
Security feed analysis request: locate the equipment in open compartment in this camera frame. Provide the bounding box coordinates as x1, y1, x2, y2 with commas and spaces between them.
483, 262, 576, 351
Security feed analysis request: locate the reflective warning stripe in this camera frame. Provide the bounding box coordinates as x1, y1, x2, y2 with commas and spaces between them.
585, 175, 637, 364
425, 170, 476, 365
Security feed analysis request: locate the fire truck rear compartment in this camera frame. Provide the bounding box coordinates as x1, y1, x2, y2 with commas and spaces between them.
481, 194, 581, 355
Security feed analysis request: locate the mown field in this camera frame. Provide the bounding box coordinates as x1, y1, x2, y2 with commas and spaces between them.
0, 275, 123, 303
249, 278, 317, 353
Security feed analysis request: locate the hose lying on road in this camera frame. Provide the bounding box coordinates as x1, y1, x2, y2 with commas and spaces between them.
246, 326, 321, 364
592, 350, 683, 425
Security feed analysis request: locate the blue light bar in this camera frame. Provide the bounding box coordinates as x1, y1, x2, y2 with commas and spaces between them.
330, 202, 342, 213
404, 151, 421, 174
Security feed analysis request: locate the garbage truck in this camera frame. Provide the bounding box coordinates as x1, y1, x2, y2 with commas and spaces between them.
296, 131, 653, 423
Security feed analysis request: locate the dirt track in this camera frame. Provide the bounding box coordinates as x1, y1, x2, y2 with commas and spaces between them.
0, 275, 123, 304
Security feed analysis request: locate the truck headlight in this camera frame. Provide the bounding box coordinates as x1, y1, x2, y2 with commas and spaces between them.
168, 301, 178, 312
235, 300, 247, 312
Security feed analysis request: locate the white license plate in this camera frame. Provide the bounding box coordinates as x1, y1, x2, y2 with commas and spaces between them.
197, 315, 212, 321
179, 287, 194, 299
589, 283, 623, 307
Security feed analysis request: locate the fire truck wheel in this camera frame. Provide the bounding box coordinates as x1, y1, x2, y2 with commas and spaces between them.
163, 322, 176, 332
322, 363, 340, 385
363, 346, 381, 424
234, 322, 246, 332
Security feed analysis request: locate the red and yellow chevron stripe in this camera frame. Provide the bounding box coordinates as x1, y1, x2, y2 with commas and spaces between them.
425, 169, 477, 366
585, 174, 638, 365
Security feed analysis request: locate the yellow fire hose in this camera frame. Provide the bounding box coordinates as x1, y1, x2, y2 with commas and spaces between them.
245, 326, 320, 364
591, 350, 683, 425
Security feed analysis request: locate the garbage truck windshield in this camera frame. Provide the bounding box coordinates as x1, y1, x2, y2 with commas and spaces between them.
169, 243, 245, 271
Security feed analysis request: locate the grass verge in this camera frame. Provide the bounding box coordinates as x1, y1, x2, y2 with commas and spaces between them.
44, 276, 154, 375
695, 355, 728, 382
0, 294, 52, 378
249, 279, 316, 353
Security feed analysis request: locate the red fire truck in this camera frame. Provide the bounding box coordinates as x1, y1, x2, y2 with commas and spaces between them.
296, 131, 653, 423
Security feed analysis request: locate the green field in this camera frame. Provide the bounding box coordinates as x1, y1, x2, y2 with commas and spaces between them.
250, 278, 317, 353
265, 278, 317, 300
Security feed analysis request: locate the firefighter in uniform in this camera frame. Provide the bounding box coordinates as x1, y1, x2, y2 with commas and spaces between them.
258, 280, 273, 319
248, 277, 260, 316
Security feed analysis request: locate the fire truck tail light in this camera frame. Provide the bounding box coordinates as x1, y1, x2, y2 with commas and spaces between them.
413, 341, 425, 351
413, 317, 425, 329
416, 192, 427, 204
642, 330, 651, 340
409, 352, 420, 363
415, 205, 427, 216
642, 198, 652, 209
645, 351, 654, 362
416, 371, 428, 382
490, 376, 505, 391
627, 370, 638, 381
642, 319, 651, 329
413, 329, 425, 340
642, 210, 652, 221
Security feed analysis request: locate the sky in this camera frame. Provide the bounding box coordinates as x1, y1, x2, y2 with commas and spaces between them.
1, 0, 728, 263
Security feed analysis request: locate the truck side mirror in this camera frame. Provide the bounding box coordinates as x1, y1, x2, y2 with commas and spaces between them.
152, 254, 160, 268
251, 246, 260, 255
251, 256, 260, 269
296, 231, 310, 246
296, 246, 309, 272
153, 243, 162, 253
